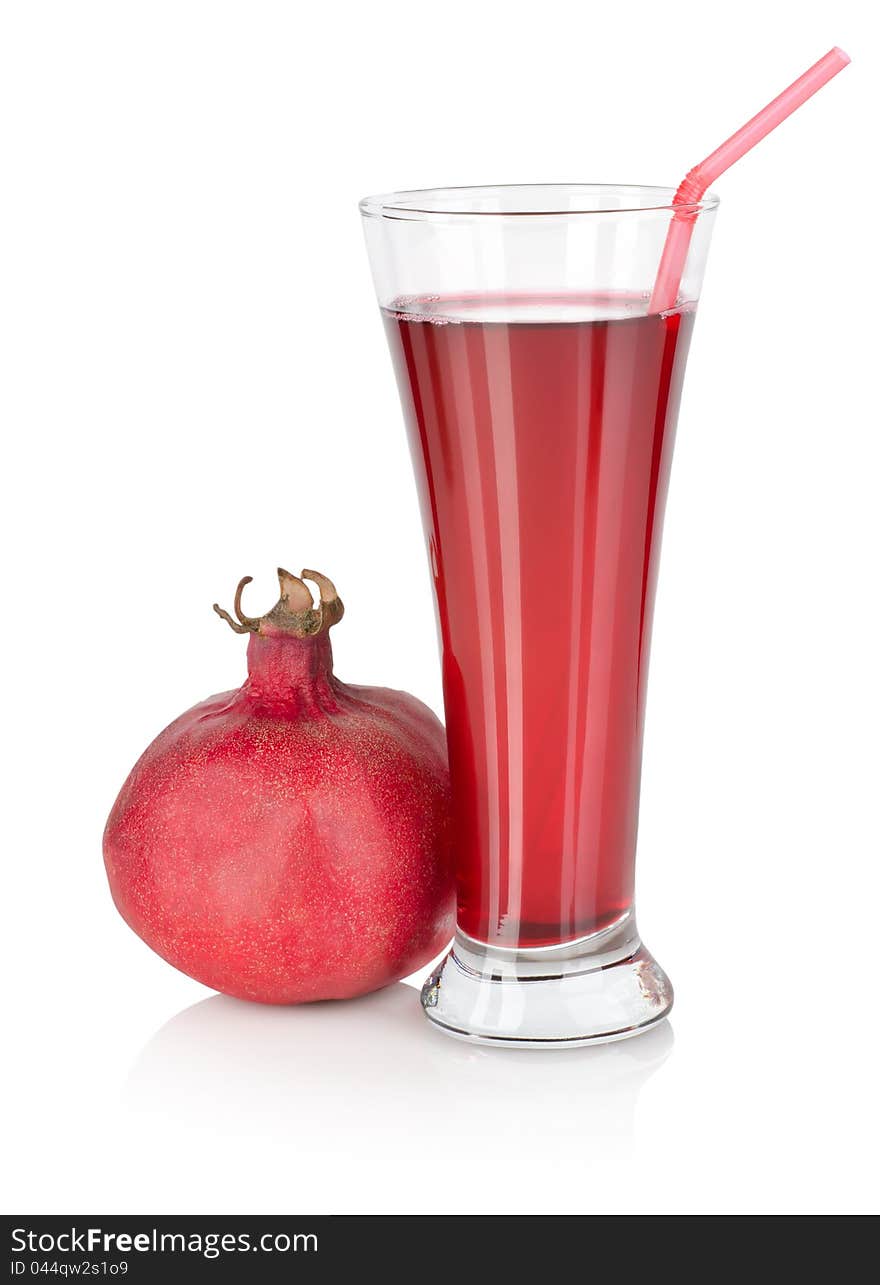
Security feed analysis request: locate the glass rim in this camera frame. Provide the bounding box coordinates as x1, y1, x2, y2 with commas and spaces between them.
359, 182, 720, 221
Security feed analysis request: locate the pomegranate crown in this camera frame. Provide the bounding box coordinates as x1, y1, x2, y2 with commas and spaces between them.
213, 568, 344, 639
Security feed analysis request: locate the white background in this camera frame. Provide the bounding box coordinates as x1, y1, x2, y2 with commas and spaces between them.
1, 0, 877, 1216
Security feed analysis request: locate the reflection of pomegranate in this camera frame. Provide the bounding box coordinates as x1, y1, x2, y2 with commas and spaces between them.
103, 568, 454, 1003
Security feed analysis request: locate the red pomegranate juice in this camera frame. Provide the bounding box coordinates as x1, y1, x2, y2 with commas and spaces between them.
384, 294, 694, 948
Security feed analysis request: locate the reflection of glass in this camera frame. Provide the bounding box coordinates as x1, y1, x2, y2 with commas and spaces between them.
361, 186, 717, 1045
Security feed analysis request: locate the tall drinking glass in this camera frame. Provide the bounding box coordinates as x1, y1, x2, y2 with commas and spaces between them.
361, 185, 717, 1045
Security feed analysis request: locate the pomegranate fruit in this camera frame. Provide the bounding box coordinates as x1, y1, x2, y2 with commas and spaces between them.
103, 567, 454, 1003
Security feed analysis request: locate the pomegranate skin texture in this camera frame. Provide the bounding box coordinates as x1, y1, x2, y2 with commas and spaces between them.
103, 568, 454, 1004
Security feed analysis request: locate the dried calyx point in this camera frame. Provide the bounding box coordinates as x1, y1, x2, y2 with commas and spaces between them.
213, 568, 344, 638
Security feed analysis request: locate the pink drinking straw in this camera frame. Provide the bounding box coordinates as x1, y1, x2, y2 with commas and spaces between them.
649, 46, 850, 314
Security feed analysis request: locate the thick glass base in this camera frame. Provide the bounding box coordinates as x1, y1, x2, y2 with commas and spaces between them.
420, 912, 672, 1048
